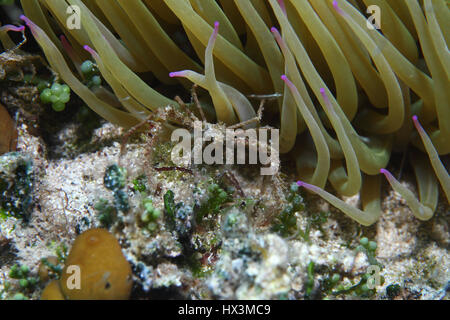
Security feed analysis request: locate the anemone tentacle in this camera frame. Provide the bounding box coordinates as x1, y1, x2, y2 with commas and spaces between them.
17, 0, 449, 225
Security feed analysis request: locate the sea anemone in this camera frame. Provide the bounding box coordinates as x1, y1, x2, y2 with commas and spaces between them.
10, 0, 449, 225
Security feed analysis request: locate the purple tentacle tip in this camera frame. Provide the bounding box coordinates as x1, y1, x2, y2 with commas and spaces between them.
411, 115, 423, 132
84, 45, 95, 56
380, 168, 388, 175
19, 15, 29, 25
169, 71, 185, 78
214, 21, 219, 28
4, 25, 25, 33
297, 181, 304, 187
277, 0, 287, 15
332, 0, 346, 15
320, 88, 326, 94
